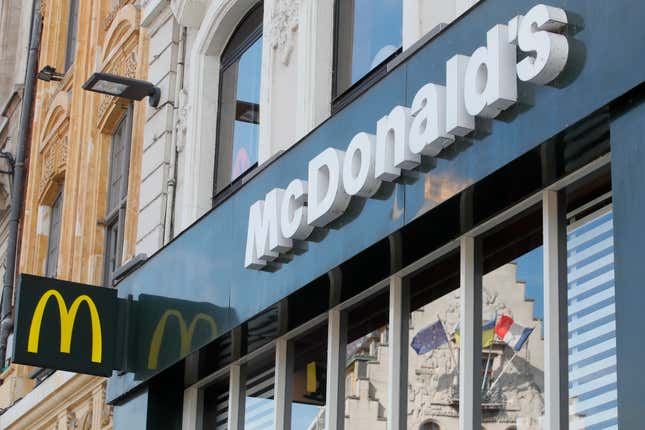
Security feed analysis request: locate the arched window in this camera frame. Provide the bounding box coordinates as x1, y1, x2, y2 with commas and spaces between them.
420, 420, 440, 430
214, 3, 263, 196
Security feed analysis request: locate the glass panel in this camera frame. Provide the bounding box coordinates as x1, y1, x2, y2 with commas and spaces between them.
46, 192, 64, 277
202, 376, 230, 430
108, 117, 125, 212
290, 323, 327, 429
335, 0, 402, 95
407, 251, 460, 429
344, 290, 389, 429
480, 207, 545, 428
244, 349, 276, 429
216, 35, 262, 193
65, 0, 80, 71
567, 207, 617, 430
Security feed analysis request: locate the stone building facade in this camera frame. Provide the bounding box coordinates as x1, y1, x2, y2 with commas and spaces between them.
0, 0, 149, 428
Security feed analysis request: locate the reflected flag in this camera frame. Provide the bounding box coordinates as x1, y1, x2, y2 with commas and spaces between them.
454, 317, 497, 348
411, 320, 449, 355
495, 314, 534, 351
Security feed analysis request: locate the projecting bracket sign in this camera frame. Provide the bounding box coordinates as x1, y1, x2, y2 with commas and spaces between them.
12, 274, 119, 376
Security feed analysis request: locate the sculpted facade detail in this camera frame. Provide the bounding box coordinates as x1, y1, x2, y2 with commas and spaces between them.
270, 0, 300, 65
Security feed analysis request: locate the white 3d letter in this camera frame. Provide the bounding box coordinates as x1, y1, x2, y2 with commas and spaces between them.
281, 179, 314, 241
343, 132, 382, 197
375, 106, 417, 180
446, 54, 475, 136
464, 24, 517, 118
409, 83, 455, 157
516, 4, 569, 84
245, 190, 286, 269
308, 148, 351, 227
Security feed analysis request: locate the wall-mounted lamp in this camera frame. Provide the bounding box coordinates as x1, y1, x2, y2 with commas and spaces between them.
36, 66, 64, 82
82, 72, 161, 107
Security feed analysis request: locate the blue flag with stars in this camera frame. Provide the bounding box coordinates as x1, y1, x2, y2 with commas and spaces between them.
411, 320, 449, 355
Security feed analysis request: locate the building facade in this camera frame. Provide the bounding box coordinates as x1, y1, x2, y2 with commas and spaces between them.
1, 0, 644, 430
0, 0, 148, 428
103, 0, 644, 429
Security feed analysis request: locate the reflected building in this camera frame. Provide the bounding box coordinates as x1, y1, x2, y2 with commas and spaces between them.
342, 263, 544, 430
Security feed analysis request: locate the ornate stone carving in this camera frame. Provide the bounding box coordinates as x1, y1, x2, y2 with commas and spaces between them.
175, 89, 190, 152
101, 402, 113, 426
105, 0, 133, 30
124, 51, 138, 78
270, 0, 301, 65
97, 95, 113, 126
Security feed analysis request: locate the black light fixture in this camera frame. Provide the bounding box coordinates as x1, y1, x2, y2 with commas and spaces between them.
82, 72, 161, 107
36, 65, 64, 82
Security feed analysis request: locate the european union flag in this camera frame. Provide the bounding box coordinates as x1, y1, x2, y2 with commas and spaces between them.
411, 320, 449, 355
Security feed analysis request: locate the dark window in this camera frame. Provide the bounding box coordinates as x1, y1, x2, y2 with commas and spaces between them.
333, 0, 402, 100
64, 0, 80, 71
103, 108, 132, 286
214, 4, 263, 197
45, 191, 64, 277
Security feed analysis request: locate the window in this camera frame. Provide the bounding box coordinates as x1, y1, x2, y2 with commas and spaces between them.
333, 0, 402, 99
420, 421, 440, 430
103, 109, 132, 286
64, 0, 80, 71
45, 191, 64, 277
214, 4, 263, 196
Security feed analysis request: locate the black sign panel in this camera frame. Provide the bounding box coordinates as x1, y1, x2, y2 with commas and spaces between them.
13, 274, 118, 376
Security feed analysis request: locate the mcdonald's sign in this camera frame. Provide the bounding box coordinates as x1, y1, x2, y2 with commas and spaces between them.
13, 274, 117, 376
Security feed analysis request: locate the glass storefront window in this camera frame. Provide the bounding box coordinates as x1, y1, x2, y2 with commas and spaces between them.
290, 324, 328, 429
244, 349, 276, 429
344, 290, 389, 429
407, 251, 460, 429
334, 0, 402, 96
215, 4, 263, 195
202, 376, 230, 429
479, 207, 545, 428
567, 206, 617, 429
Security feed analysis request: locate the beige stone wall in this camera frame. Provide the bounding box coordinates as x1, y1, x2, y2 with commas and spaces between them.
0, 0, 149, 427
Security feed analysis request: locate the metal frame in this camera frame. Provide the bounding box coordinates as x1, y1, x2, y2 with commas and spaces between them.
183, 154, 611, 430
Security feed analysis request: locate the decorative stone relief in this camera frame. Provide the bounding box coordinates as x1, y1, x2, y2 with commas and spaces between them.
124, 51, 138, 78
175, 89, 190, 152
270, 0, 301, 65
105, 0, 132, 30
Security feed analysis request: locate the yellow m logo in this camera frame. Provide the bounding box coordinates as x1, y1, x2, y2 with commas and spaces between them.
27, 289, 103, 363
147, 310, 217, 369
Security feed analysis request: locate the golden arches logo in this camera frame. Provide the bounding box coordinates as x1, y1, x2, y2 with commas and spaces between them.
147, 310, 217, 370
27, 289, 103, 363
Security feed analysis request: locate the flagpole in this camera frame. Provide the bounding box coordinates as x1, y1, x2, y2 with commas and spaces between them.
481, 314, 497, 392
486, 349, 518, 395
437, 314, 457, 368
481, 335, 495, 392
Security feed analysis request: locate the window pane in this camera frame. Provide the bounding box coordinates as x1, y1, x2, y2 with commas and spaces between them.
202, 376, 230, 430
108, 117, 126, 212
65, 0, 80, 71
336, 0, 402, 95
480, 207, 545, 428
244, 350, 275, 429
567, 207, 617, 430
290, 324, 327, 429
344, 291, 389, 428
216, 35, 262, 193
46, 192, 64, 277
407, 251, 460, 429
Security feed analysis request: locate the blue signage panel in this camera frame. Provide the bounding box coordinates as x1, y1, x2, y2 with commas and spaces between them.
108, 0, 645, 400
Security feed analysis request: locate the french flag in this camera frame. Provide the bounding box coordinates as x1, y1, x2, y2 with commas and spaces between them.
495, 315, 534, 351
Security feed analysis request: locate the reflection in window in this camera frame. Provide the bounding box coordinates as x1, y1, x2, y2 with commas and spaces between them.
407, 252, 459, 430
334, 0, 402, 96
480, 207, 544, 428
215, 4, 263, 195
244, 349, 275, 429
290, 324, 327, 429
344, 291, 389, 429
567, 206, 617, 430
202, 376, 230, 429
